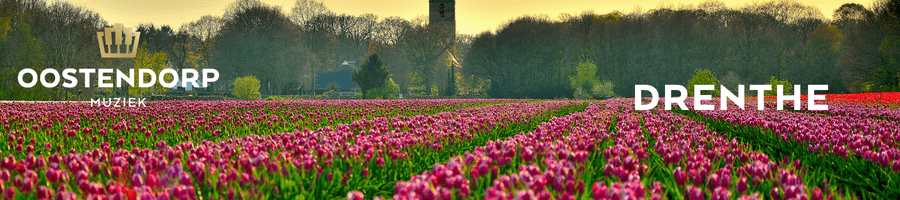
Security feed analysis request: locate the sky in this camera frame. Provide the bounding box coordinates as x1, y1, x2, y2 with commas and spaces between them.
65, 0, 876, 35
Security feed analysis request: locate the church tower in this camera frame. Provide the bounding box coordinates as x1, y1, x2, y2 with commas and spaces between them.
429, 0, 456, 37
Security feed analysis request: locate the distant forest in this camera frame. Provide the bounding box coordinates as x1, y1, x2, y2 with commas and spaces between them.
1, 0, 899, 100
465, 0, 900, 98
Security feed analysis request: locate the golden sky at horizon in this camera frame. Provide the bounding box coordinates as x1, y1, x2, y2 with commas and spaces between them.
64, 0, 875, 35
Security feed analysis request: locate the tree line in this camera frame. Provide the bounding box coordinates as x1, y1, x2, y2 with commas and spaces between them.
463, 0, 900, 98
1, 0, 104, 100
1, 0, 459, 100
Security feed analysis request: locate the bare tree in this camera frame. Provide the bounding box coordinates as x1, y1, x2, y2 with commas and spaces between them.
224, 0, 265, 20
290, 0, 331, 28
834, 3, 875, 23
182, 15, 223, 45
37, 1, 104, 98
743, 0, 824, 23
212, 3, 304, 95
376, 16, 409, 45
399, 16, 451, 95
374, 16, 413, 93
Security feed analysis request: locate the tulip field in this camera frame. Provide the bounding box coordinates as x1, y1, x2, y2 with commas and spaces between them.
0, 95, 899, 199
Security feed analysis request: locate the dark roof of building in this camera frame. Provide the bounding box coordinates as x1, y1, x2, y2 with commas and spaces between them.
315, 63, 359, 91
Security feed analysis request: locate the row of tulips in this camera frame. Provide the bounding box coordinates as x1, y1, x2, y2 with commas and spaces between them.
644, 107, 851, 200
776, 101, 900, 121
674, 99, 900, 169
759, 92, 900, 107
671, 99, 900, 198
588, 104, 661, 200
357, 98, 859, 200
0, 100, 583, 199
808, 92, 900, 107
352, 98, 638, 199
0, 99, 509, 158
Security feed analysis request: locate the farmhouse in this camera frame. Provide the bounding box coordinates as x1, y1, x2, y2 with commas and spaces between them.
315, 61, 359, 93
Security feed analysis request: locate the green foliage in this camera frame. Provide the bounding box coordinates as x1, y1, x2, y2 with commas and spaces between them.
766, 76, 793, 96
443, 66, 458, 96
212, 4, 302, 95
0, 17, 9, 40
466, 3, 899, 97
458, 74, 486, 95
570, 61, 598, 99
0, 16, 51, 100
264, 96, 281, 101
568, 61, 616, 99
264, 95, 301, 101
800, 25, 844, 92
352, 54, 389, 99
879, 34, 900, 91
813, 25, 843, 52
232, 75, 261, 100
686, 69, 720, 96
591, 80, 616, 98
597, 12, 622, 22
876, 0, 900, 91
570, 60, 598, 92
129, 43, 169, 98
367, 78, 400, 99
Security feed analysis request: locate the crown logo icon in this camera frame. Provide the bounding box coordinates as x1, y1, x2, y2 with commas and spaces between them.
96, 23, 140, 58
